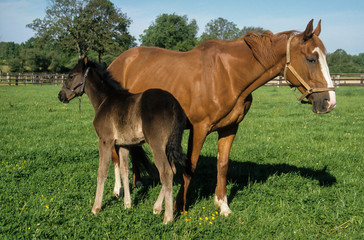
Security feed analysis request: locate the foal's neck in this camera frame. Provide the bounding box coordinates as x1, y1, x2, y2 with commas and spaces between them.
84, 71, 109, 112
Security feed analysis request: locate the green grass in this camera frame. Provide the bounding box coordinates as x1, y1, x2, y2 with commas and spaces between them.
0, 85, 363, 239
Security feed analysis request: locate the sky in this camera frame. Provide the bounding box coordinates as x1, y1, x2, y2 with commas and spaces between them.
0, 0, 363, 55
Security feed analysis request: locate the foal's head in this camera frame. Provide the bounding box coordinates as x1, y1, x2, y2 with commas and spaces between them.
58, 57, 124, 103
283, 20, 336, 113
58, 57, 89, 103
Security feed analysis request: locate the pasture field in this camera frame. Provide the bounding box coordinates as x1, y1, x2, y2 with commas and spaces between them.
0, 85, 363, 239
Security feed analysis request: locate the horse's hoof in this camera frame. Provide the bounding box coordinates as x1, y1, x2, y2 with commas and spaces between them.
220, 208, 232, 217
214, 195, 231, 217
135, 181, 143, 188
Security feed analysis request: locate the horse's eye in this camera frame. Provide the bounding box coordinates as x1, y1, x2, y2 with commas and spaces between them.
306, 56, 317, 64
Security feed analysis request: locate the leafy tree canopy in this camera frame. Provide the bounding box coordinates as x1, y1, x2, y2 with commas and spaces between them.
139, 13, 198, 51
199, 18, 266, 43
27, 0, 135, 61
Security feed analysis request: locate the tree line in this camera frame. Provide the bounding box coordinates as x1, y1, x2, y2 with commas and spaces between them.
1, 0, 363, 73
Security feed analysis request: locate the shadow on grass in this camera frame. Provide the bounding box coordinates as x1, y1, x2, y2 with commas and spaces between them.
103, 155, 336, 211
183, 155, 337, 208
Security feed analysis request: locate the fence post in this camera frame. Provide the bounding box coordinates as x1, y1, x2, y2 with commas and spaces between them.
24, 73, 27, 86
16, 73, 19, 86
361, 74, 364, 87
7, 73, 10, 86
335, 74, 340, 88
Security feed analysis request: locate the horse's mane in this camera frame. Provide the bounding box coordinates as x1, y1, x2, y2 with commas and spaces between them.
244, 30, 298, 69
83, 58, 130, 95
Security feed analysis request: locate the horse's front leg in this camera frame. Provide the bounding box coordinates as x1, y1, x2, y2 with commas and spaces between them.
214, 125, 238, 217
118, 147, 131, 209
92, 138, 113, 214
175, 125, 208, 213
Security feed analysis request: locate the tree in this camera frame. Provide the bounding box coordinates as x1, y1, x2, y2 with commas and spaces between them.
140, 13, 198, 51
239, 26, 265, 37
199, 18, 266, 43
199, 17, 241, 42
83, 0, 135, 63
27, 0, 134, 61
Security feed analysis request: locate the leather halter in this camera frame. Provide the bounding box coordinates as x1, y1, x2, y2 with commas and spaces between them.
283, 35, 335, 103
63, 67, 90, 96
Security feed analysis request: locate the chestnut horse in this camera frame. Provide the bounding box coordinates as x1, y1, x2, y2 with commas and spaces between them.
108, 20, 336, 216
58, 58, 186, 223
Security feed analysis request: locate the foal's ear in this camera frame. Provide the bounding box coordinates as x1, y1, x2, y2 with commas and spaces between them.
313, 19, 321, 36
303, 19, 314, 41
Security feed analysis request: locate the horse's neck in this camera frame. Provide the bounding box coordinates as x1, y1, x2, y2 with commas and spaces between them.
236, 42, 286, 98
84, 75, 108, 112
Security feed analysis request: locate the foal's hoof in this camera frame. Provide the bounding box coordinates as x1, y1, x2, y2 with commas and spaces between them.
113, 188, 124, 199
163, 216, 173, 224
124, 202, 132, 209
92, 207, 101, 215
153, 207, 162, 215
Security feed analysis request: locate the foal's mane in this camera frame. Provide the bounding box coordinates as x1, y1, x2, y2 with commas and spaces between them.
244, 30, 298, 69
82, 58, 129, 95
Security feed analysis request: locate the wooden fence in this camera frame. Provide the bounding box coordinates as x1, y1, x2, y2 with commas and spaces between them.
1, 72, 363, 87
0, 72, 67, 86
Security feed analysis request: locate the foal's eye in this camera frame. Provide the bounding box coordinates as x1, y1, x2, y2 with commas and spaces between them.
306, 56, 317, 64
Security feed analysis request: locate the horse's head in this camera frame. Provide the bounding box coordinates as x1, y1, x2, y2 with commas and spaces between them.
58, 57, 89, 103
284, 19, 336, 114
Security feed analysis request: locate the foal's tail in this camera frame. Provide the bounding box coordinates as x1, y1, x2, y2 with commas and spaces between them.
166, 102, 187, 167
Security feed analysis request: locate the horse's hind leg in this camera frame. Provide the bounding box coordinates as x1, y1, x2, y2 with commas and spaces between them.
118, 147, 132, 209
151, 146, 174, 224
92, 139, 113, 214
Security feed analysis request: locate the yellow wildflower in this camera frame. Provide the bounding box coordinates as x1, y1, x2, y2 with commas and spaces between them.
45, 205, 49, 209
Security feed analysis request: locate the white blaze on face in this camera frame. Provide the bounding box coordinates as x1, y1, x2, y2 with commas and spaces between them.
313, 47, 337, 109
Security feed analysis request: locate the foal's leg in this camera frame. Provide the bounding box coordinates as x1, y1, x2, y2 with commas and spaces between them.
151, 146, 174, 224
112, 147, 123, 198
92, 139, 113, 214
118, 147, 132, 209
175, 125, 208, 212
214, 125, 238, 217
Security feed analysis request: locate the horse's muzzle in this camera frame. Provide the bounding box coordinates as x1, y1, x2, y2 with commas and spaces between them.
311, 91, 336, 114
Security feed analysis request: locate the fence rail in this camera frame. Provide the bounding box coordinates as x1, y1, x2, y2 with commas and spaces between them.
1, 72, 363, 87
0, 72, 67, 86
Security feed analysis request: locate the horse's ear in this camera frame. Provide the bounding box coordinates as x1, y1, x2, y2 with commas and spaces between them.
83, 56, 88, 66
303, 19, 314, 41
244, 31, 276, 69
313, 19, 321, 36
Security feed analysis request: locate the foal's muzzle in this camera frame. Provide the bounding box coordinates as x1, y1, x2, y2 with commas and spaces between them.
58, 90, 69, 103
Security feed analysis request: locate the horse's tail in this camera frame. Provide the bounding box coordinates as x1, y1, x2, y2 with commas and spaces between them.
166, 102, 187, 167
